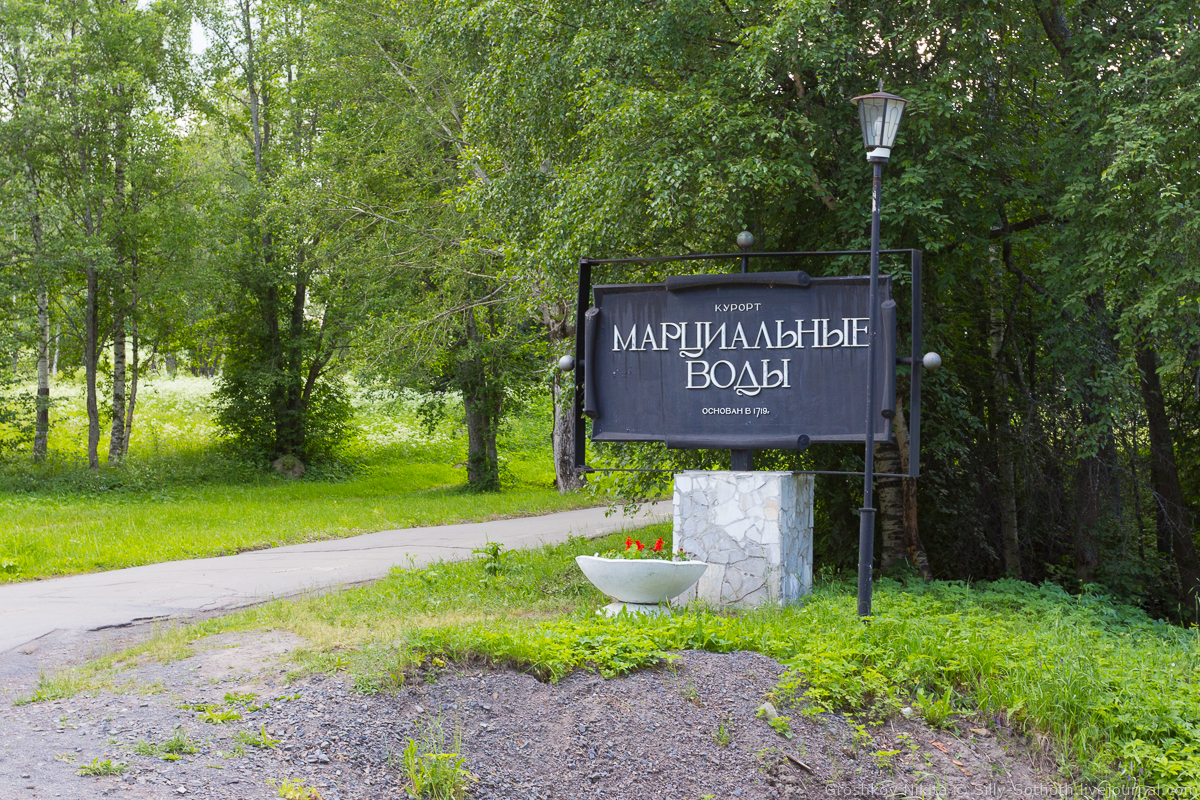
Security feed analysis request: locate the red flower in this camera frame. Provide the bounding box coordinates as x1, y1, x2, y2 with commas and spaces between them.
625, 537, 633, 548
636, 540, 645, 551
653, 538, 664, 552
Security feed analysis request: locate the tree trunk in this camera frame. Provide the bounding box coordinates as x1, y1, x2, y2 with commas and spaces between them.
463, 386, 500, 489
1136, 341, 1200, 619
123, 317, 141, 459
876, 440, 905, 572
1074, 455, 1103, 583
109, 305, 126, 464
85, 260, 99, 469
71, 29, 101, 470
122, 254, 141, 458
273, 277, 308, 458
109, 80, 128, 465
892, 397, 932, 580
1073, 295, 1119, 585
51, 323, 59, 379
462, 307, 500, 490
551, 372, 585, 493
989, 243, 1021, 578
540, 301, 585, 493
19, 51, 51, 463
34, 289, 50, 462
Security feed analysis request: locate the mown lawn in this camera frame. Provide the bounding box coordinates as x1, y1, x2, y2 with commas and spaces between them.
0, 465, 597, 580
0, 376, 597, 581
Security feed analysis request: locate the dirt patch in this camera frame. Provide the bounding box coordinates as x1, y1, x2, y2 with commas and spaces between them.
0, 634, 1068, 799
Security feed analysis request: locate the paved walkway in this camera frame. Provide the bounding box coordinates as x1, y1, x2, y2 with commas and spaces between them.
0, 503, 669, 654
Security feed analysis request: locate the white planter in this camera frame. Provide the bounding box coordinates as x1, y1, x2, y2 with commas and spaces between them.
575, 555, 708, 605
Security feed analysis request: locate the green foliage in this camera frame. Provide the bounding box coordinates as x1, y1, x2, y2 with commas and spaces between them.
873, 749, 901, 772
766, 715, 792, 739
413, 616, 673, 682
914, 688, 956, 729
213, 360, 353, 465
471, 541, 507, 578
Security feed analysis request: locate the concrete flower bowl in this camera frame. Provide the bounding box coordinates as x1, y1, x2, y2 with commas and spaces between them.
575, 555, 708, 606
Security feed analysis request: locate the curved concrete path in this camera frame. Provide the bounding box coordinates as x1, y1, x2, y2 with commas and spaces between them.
0, 502, 669, 654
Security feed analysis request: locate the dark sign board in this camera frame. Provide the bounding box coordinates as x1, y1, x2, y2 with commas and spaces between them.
582, 272, 896, 450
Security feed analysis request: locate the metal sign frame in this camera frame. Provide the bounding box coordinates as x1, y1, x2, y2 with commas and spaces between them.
572, 248, 923, 479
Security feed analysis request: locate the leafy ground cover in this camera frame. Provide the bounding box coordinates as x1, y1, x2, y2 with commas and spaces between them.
29, 523, 1200, 791
0, 376, 595, 581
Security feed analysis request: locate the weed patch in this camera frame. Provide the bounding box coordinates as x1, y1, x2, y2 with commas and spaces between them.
269, 776, 322, 799
236, 724, 282, 749
133, 726, 199, 759
401, 716, 475, 800
77, 758, 126, 776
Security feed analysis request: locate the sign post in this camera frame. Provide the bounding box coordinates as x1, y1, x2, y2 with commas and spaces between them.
569, 247, 937, 614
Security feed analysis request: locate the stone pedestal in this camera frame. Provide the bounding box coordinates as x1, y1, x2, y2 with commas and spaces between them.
671, 471, 814, 608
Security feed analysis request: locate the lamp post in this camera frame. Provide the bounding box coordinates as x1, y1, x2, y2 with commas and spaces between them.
731, 230, 756, 471
849, 85, 909, 617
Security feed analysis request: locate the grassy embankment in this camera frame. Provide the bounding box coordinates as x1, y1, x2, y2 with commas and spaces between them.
8, 375, 1200, 790
0, 376, 597, 581
24, 524, 1200, 791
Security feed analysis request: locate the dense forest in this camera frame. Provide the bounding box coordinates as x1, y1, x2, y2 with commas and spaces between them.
2, 0, 1198, 618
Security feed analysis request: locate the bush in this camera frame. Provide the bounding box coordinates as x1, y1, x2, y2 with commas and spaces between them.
213, 367, 353, 463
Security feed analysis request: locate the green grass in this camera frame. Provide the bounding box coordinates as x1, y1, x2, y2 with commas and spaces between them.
27, 522, 1200, 790
0, 468, 596, 580
0, 376, 599, 580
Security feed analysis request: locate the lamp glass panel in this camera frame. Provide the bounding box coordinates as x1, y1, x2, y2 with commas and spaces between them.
880, 99, 906, 148
857, 97, 887, 147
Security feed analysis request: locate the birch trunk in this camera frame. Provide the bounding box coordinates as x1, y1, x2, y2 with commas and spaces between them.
85, 259, 99, 469
18, 44, 51, 462
109, 307, 126, 463
122, 312, 140, 458
34, 289, 50, 461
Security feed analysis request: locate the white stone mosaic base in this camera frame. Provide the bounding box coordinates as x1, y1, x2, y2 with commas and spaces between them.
671, 471, 814, 608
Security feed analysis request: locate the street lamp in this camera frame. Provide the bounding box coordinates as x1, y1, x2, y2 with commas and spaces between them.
849, 84, 909, 618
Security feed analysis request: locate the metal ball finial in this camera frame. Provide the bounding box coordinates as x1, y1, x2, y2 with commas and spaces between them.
557, 355, 575, 372
922, 352, 942, 370
736, 231, 754, 250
